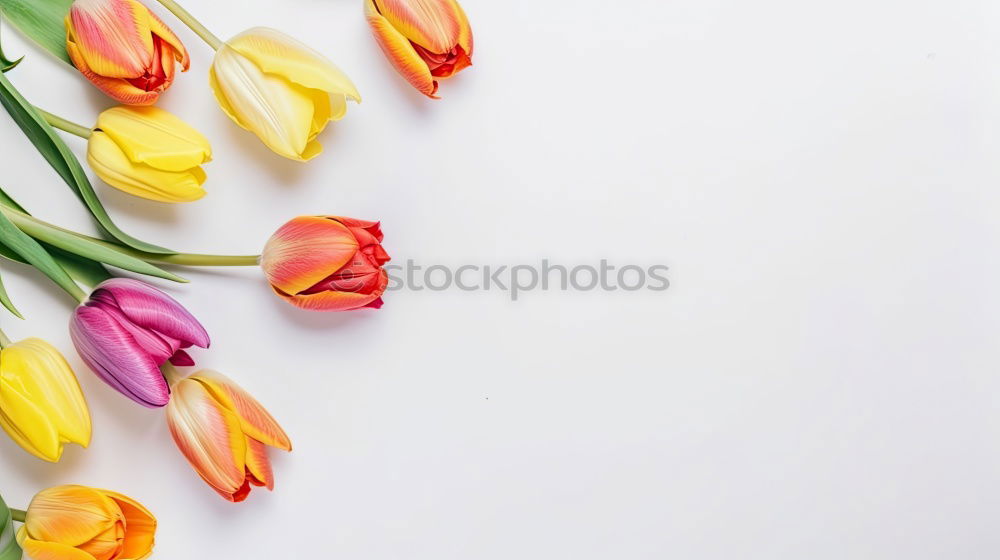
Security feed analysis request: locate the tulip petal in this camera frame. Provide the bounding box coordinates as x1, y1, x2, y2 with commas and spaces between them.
261, 216, 359, 295
88, 131, 207, 203
226, 27, 360, 102
66, 37, 160, 105
25, 486, 121, 547
193, 371, 291, 452
277, 269, 388, 311
103, 491, 155, 560
371, 0, 463, 55
19, 536, 97, 560
167, 378, 248, 501
145, 7, 189, 69
210, 46, 318, 161
66, 0, 153, 78
1, 339, 92, 450
76, 521, 124, 560
0, 376, 62, 462
71, 306, 170, 408
95, 106, 211, 172
244, 437, 275, 491
365, 0, 438, 98
93, 279, 210, 350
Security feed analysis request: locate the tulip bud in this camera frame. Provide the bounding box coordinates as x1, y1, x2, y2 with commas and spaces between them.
166, 370, 291, 502
0, 338, 92, 462
16, 485, 156, 560
210, 27, 361, 161
65, 0, 190, 105
365, 0, 473, 98
87, 106, 212, 203
70, 278, 210, 408
261, 216, 390, 311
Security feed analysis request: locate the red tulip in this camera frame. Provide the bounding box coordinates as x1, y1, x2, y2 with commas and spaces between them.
261, 216, 390, 311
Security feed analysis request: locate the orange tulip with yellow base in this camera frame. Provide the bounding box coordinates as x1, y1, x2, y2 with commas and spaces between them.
16, 485, 156, 560
65, 0, 190, 105
165, 369, 291, 502
365, 0, 474, 98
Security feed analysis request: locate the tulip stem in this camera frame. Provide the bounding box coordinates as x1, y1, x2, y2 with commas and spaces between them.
161, 363, 185, 385
9, 508, 24, 523
36, 108, 91, 139
147, 253, 261, 266
0, 327, 11, 348
156, 0, 223, 50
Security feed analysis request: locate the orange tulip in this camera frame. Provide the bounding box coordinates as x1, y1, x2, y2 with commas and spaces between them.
166, 370, 291, 502
17, 485, 156, 560
65, 0, 190, 105
261, 215, 390, 311
365, 0, 473, 98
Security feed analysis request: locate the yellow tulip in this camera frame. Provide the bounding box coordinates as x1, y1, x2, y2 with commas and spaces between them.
17, 485, 156, 560
210, 27, 361, 161
0, 338, 91, 463
88, 105, 212, 203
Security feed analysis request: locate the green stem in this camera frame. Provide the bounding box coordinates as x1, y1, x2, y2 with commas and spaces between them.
149, 253, 260, 266
9, 509, 24, 523
35, 108, 91, 139
156, 0, 223, 50
0, 327, 11, 348
160, 362, 185, 386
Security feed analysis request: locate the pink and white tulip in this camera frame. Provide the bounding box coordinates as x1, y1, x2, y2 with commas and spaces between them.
70, 278, 209, 408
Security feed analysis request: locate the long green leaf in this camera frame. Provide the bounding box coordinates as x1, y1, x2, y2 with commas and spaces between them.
1, 207, 185, 282
0, 200, 83, 301
0, 0, 72, 63
0, 64, 175, 254
0, 494, 22, 560
0, 267, 23, 318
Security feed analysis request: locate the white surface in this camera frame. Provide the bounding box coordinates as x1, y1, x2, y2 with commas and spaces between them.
1, 0, 999, 557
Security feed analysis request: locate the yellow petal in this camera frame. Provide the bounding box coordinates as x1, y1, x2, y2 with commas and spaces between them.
226, 27, 360, 102
24, 486, 120, 547
19, 534, 97, 560
65, 0, 154, 79
95, 106, 211, 172
365, 0, 438, 98
210, 45, 318, 161
191, 370, 291, 452
0, 376, 62, 462
88, 131, 206, 203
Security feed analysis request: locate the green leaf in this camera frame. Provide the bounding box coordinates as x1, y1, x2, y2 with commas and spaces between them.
0, 62, 175, 254
0, 203, 84, 301
0, 268, 23, 318
0, 25, 21, 72
52, 247, 112, 286
0, 0, 72, 64
0, 494, 22, 560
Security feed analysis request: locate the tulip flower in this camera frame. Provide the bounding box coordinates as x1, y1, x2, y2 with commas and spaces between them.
88, 105, 212, 203
261, 216, 390, 311
365, 0, 474, 98
70, 278, 210, 408
17, 485, 155, 560
0, 337, 91, 462
166, 370, 291, 502
66, 0, 190, 105
207, 27, 361, 161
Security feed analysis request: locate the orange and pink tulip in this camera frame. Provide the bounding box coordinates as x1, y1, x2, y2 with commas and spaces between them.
17, 485, 156, 560
166, 370, 291, 502
261, 216, 390, 311
65, 0, 190, 105
365, 0, 473, 98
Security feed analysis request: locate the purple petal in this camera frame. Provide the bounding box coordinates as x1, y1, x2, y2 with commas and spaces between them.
92, 278, 211, 349
169, 350, 195, 366
70, 305, 171, 408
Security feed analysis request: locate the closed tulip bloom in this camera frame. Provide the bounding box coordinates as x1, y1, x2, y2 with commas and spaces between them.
0, 338, 91, 462
261, 216, 390, 311
70, 278, 210, 408
66, 0, 190, 105
88, 106, 212, 203
210, 27, 361, 161
17, 485, 155, 560
365, 0, 473, 98
166, 370, 291, 502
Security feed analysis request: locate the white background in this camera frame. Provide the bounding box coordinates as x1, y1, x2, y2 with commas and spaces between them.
1, 0, 999, 557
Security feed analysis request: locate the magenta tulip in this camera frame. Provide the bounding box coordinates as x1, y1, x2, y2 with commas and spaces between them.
70, 278, 209, 408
